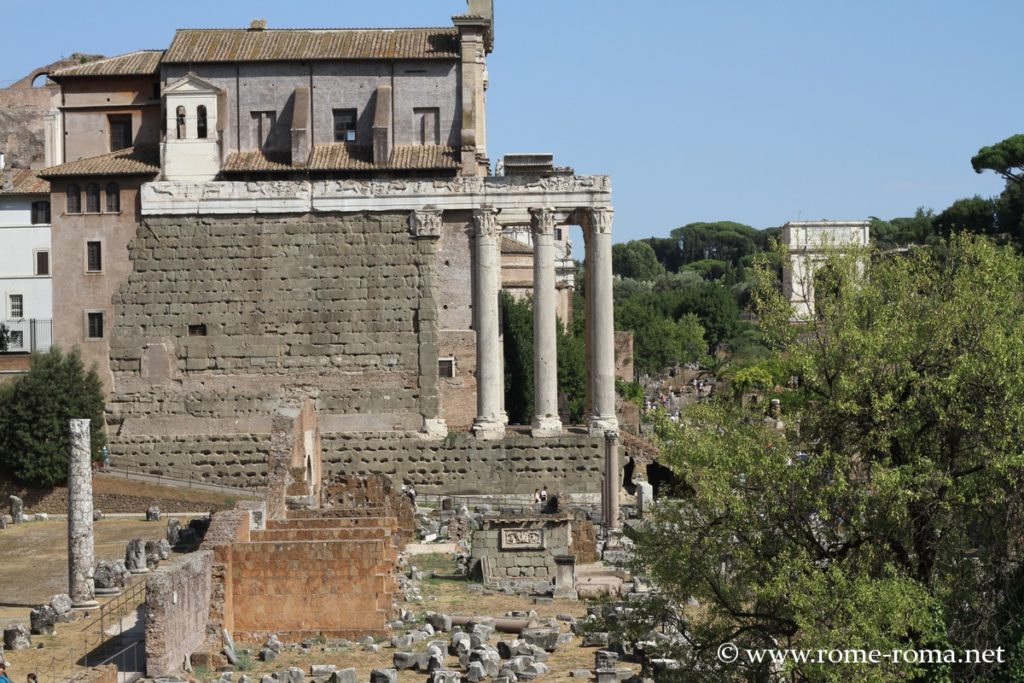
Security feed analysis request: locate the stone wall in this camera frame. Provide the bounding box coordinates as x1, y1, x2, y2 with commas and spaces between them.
145, 550, 213, 677
108, 211, 435, 431
470, 515, 572, 584
67, 664, 117, 683
110, 431, 610, 495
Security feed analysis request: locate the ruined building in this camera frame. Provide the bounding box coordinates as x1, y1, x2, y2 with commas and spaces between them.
37, 1, 621, 494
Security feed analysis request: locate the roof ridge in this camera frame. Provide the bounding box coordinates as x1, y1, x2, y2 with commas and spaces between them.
173, 26, 456, 32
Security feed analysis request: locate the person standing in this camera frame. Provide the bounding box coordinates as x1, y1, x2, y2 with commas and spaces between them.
540, 487, 548, 503
0, 662, 12, 683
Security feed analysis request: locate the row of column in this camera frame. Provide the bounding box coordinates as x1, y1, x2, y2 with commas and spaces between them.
471, 205, 618, 440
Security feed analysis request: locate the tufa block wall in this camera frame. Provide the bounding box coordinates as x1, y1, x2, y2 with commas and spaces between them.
144, 550, 214, 677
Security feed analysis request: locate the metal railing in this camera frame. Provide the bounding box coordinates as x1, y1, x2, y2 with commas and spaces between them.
101, 455, 263, 497
0, 318, 52, 353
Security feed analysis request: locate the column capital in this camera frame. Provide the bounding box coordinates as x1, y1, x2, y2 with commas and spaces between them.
529, 207, 557, 236
472, 207, 501, 238
585, 207, 614, 235
409, 208, 443, 238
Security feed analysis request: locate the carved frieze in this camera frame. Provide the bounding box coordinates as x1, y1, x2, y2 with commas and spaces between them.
500, 528, 545, 550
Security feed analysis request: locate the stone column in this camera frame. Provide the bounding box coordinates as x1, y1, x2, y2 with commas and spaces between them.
410, 208, 448, 439
586, 208, 619, 435
603, 430, 620, 531
472, 207, 506, 440
530, 208, 562, 436
67, 419, 98, 608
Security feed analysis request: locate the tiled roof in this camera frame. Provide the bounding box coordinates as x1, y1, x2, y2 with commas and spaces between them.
501, 237, 534, 255
0, 169, 50, 196
38, 146, 161, 178
50, 50, 163, 77
164, 28, 460, 63
223, 144, 459, 173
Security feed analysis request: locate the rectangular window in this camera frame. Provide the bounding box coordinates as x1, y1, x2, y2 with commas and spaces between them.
86, 241, 102, 273
8, 294, 23, 319
34, 251, 49, 276
8, 330, 23, 349
108, 115, 132, 152
250, 110, 276, 149
414, 107, 440, 146
438, 357, 455, 378
31, 200, 50, 225
188, 323, 207, 337
332, 109, 357, 142
86, 312, 104, 339
554, 228, 564, 241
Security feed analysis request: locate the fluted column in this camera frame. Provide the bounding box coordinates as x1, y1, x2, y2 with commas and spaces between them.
472, 207, 506, 440
68, 419, 98, 608
530, 208, 562, 436
586, 207, 619, 435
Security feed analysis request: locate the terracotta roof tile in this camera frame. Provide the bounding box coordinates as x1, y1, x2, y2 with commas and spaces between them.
38, 146, 161, 178
0, 169, 50, 195
501, 236, 534, 255
223, 144, 459, 173
164, 28, 459, 63
51, 50, 163, 78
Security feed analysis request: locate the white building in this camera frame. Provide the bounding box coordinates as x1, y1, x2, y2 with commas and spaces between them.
0, 164, 53, 360
782, 220, 870, 321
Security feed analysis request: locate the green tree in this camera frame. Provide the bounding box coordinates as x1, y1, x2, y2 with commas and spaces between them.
972, 134, 1024, 187
500, 292, 534, 425
612, 240, 665, 280
934, 195, 997, 237
0, 347, 107, 487
671, 221, 761, 266
625, 235, 1024, 681
644, 236, 684, 272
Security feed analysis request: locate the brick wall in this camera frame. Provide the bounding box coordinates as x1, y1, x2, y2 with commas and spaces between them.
144, 551, 214, 677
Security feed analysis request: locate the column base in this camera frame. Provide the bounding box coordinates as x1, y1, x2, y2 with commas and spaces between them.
72, 599, 99, 610
531, 415, 563, 437
420, 418, 448, 440
588, 415, 619, 437
472, 418, 506, 441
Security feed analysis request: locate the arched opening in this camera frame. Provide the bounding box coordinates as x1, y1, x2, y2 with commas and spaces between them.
196, 105, 208, 139
813, 263, 842, 319
30, 72, 50, 88
105, 183, 120, 213
175, 106, 186, 139
66, 184, 81, 214
85, 184, 100, 213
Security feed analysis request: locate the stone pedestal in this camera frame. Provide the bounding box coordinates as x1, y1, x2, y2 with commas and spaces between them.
585, 208, 619, 436
472, 207, 506, 440
67, 418, 98, 609
636, 480, 654, 516
552, 555, 578, 600
530, 208, 562, 437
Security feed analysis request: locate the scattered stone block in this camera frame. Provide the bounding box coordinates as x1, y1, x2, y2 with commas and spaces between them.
391, 634, 413, 648
520, 628, 559, 652
328, 669, 357, 683
93, 509, 104, 521
595, 670, 617, 683
570, 671, 591, 678
146, 506, 161, 521
582, 632, 609, 647
29, 605, 57, 635
125, 538, 148, 573
222, 629, 238, 665
369, 669, 397, 683
50, 593, 73, 620
310, 665, 336, 676
392, 652, 423, 671
3, 623, 31, 650
285, 668, 304, 683
466, 662, 486, 683
34, 512, 48, 521
9, 495, 25, 523
595, 649, 619, 669
431, 672, 460, 683
259, 648, 277, 662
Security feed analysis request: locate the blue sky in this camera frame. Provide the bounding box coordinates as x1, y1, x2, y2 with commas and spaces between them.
2, 0, 1021, 242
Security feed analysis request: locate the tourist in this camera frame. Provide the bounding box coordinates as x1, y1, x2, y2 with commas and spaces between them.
534, 489, 541, 504
27, 674, 37, 683
540, 487, 548, 503
406, 484, 416, 506
0, 662, 12, 683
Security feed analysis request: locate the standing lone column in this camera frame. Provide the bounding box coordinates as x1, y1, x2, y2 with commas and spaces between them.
530, 208, 562, 436
68, 419, 98, 608
603, 430, 621, 531
586, 207, 619, 435
472, 207, 506, 440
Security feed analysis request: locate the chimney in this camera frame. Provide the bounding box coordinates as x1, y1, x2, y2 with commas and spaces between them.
372, 85, 393, 167
249, 18, 267, 31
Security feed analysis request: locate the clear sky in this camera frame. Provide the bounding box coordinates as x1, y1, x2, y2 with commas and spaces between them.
2, 0, 1021, 243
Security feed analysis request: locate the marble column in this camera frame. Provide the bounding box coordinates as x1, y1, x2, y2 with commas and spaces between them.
530, 208, 562, 436
410, 208, 448, 439
67, 419, 98, 608
586, 207, 619, 435
472, 207, 506, 440
603, 430, 620, 531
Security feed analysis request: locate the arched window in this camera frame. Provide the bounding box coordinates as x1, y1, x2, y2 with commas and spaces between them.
66, 184, 81, 214
176, 106, 186, 139
197, 105, 208, 139
105, 183, 120, 213
85, 183, 101, 213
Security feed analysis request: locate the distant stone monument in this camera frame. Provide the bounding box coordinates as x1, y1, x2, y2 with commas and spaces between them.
67, 418, 98, 608
782, 220, 870, 320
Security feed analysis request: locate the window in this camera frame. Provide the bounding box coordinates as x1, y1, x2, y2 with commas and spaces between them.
332, 109, 357, 142
438, 357, 455, 378
197, 105, 208, 139
554, 228, 564, 241
188, 323, 207, 337
413, 107, 439, 146
86, 241, 102, 273
8, 294, 23, 319
105, 183, 120, 213
251, 110, 276, 149
34, 250, 49, 276
8, 331, 23, 349
66, 184, 81, 214
176, 106, 186, 139
108, 115, 132, 151
31, 200, 50, 225
86, 312, 104, 339
85, 184, 101, 213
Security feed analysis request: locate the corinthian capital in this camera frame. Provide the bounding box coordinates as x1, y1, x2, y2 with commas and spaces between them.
410, 208, 443, 238
586, 207, 614, 236
472, 207, 500, 238
529, 207, 557, 236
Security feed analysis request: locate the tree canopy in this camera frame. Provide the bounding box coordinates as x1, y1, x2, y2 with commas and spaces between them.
972, 133, 1024, 187
624, 235, 1024, 681
612, 240, 665, 280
